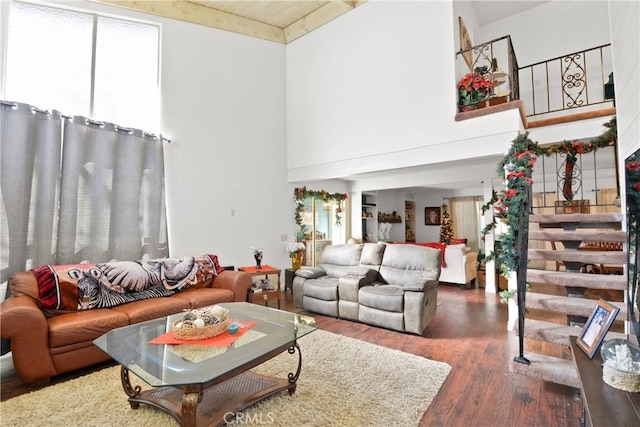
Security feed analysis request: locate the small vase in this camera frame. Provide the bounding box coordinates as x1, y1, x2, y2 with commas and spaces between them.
255, 255, 262, 270
291, 252, 303, 270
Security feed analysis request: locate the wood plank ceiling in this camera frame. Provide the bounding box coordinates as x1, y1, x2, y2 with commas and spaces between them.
94, 0, 367, 44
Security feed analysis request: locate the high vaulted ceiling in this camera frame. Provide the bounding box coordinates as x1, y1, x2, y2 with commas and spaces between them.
95, 0, 367, 44
94, 1, 549, 45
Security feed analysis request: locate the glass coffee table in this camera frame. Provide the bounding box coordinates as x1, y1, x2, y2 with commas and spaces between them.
94, 302, 317, 426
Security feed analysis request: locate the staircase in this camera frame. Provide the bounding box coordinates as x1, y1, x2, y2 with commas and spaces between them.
510, 212, 627, 388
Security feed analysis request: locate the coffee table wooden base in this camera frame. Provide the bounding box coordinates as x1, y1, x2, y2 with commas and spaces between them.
121, 345, 301, 427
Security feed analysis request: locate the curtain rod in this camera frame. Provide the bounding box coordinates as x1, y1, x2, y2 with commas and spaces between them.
1, 100, 170, 142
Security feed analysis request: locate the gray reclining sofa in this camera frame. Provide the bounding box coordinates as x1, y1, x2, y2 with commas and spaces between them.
292, 242, 441, 334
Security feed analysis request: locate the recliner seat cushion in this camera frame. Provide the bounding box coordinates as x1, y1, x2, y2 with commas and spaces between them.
358, 284, 404, 312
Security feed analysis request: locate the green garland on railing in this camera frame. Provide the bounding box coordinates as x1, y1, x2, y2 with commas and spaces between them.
482, 118, 617, 281
293, 187, 348, 236
481, 133, 541, 276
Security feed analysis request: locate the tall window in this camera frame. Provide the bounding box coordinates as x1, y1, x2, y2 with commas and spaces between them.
5, 1, 160, 131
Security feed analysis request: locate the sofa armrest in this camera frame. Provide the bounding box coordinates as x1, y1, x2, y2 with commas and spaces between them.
463, 251, 478, 265
212, 270, 253, 302
0, 296, 58, 383
295, 266, 326, 279
463, 252, 479, 281
338, 268, 378, 302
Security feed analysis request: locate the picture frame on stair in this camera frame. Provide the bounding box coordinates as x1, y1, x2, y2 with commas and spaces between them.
577, 299, 620, 358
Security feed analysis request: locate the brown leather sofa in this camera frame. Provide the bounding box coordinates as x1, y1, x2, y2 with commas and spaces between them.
1, 268, 252, 384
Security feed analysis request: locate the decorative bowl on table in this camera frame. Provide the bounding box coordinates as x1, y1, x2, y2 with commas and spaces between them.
172, 305, 230, 340
600, 338, 640, 392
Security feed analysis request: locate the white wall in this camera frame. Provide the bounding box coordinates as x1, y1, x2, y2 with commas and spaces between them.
286, 0, 521, 184
159, 19, 290, 269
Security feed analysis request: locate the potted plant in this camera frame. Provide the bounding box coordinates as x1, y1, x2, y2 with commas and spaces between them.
457, 73, 494, 112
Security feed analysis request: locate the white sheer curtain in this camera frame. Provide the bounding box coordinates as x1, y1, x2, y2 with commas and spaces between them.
1, 101, 169, 297
450, 196, 482, 252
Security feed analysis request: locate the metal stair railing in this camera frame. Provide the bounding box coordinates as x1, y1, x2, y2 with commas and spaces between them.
514, 183, 532, 365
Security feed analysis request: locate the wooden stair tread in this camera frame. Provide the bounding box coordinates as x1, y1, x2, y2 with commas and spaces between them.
517, 319, 627, 345
517, 319, 579, 345
528, 230, 626, 242
528, 249, 626, 264
527, 269, 626, 290
526, 292, 627, 318
530, 213, 623, 225
510, 352, 580, 389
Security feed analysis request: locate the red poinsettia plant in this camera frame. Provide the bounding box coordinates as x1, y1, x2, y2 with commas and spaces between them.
457, 73, 494, 110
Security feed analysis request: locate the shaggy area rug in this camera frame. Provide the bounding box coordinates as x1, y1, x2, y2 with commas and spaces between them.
1, 330, 451, 427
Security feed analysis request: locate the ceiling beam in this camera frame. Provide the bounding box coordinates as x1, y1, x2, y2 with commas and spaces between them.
284, 1, 362, 43
93, 0, 286, 43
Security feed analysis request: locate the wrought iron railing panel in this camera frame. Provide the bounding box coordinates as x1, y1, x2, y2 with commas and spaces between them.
529, 146, 619, 211
519, 44, 614, 117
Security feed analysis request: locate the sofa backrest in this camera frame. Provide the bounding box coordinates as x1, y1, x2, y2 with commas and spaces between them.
317, 244, 364, 278
359, 242, 386, 270
378, 244, 441, 288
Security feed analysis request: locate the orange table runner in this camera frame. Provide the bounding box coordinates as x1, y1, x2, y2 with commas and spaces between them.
150, 321, 256, 347
238, 265, 280, 273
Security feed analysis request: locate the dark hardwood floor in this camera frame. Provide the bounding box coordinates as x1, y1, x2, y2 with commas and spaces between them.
1, 285, 583, 426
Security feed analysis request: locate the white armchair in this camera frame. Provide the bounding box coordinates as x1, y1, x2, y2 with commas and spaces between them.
438, 244, 478, 289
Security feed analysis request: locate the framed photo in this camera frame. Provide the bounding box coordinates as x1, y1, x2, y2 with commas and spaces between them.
425, 207, 441, 226
577, 299, 620, 358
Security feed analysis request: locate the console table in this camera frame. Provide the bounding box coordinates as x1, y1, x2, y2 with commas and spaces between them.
570, 336, 640, 426
238, 265, 282, 309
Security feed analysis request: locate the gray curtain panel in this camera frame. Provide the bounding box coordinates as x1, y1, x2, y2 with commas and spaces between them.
1, 102, 63, 292
1, 101, 169, 300
57, 115, 169, 264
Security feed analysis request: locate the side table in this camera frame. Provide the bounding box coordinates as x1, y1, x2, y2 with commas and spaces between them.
238, 265, 282, 309
284, 268, 296, 293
